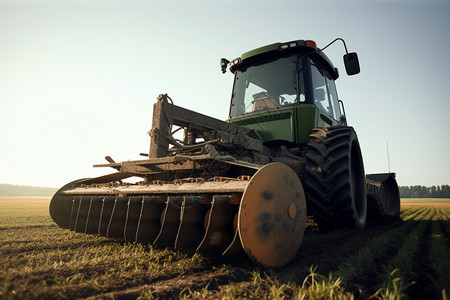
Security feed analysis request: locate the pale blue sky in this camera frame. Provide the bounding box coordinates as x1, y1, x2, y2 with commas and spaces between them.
1, 0, 449, 187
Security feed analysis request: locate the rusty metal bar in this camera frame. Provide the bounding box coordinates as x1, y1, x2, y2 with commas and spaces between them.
62, 180, 249, 196
148, 94, 255, 159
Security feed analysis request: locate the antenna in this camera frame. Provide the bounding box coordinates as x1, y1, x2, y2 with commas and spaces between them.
386, 141, 391, 173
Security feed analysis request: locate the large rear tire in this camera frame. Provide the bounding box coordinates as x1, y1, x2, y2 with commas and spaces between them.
304, 126, 367, 229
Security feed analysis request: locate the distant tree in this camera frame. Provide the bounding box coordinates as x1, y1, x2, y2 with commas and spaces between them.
436, 185, 442, 197
443, 185, 450, 197
399, 184, 450, 198
430, 186, 437, 198
399, 186, 412, 198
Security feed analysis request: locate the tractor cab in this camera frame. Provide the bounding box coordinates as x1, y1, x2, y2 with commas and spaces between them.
225, 39, 358, 144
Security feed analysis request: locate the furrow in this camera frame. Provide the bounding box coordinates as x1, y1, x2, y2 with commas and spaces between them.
401, 206, 426, 221
429, 216, 450, 295
332, 214, 419, 295
379, 219, 434, 299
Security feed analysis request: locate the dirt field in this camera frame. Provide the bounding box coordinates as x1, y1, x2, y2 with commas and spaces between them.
0, 197, 449, 299
402, 198, 450, 208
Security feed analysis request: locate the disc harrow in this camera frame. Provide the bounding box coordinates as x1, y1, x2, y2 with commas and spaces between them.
50, 163, 307, 268
52, 184, 244, 254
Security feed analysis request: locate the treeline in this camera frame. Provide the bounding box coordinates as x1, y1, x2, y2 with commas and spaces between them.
399, 185, 450, 198
0, 184, 57, 197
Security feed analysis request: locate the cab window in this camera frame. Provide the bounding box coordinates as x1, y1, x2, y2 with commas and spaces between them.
230, 54, 304, 117
310, 60, 341, 120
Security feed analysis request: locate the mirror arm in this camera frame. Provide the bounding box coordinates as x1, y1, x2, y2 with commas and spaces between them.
321, 38, 349, 54
316, 38, 360, 75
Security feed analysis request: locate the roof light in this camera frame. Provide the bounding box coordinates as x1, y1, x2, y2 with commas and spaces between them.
229, 57, 242, 68
305, 40, 317, 49
279, 41, 298, 51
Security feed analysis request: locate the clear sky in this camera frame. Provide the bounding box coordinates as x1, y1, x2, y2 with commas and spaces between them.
1, 0, 449, 188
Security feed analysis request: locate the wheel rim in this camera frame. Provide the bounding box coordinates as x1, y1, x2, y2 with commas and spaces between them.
238, 163, 307, 268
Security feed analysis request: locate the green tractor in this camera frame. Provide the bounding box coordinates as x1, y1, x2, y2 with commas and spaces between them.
50, 38, 400, 268
226, 38, 369, 230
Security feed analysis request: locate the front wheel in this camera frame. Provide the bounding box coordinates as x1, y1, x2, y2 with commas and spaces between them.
303, 126, 367, 230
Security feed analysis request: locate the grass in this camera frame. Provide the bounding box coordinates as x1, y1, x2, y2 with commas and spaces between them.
180, 268, 356, 300
0, 198, 212, 299
0, 197, 449, 299
428, 209, 450, 296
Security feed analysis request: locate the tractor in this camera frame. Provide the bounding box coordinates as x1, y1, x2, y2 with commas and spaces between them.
50, 38, 400, 268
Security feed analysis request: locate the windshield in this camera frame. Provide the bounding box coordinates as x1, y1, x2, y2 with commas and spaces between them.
230, 54, 304, 117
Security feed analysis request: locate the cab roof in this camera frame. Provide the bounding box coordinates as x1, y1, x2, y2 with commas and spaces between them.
230, 39, 338, 79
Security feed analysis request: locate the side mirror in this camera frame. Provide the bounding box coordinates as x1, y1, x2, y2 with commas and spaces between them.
344, 52, 360, 75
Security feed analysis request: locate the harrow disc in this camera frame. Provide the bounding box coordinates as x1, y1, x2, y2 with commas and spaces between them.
238, 162, 307, 268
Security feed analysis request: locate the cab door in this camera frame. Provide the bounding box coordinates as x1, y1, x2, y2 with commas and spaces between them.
310, 58, 342, 127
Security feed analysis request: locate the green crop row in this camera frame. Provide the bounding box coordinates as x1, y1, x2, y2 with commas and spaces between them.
429, 211, 450, 296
